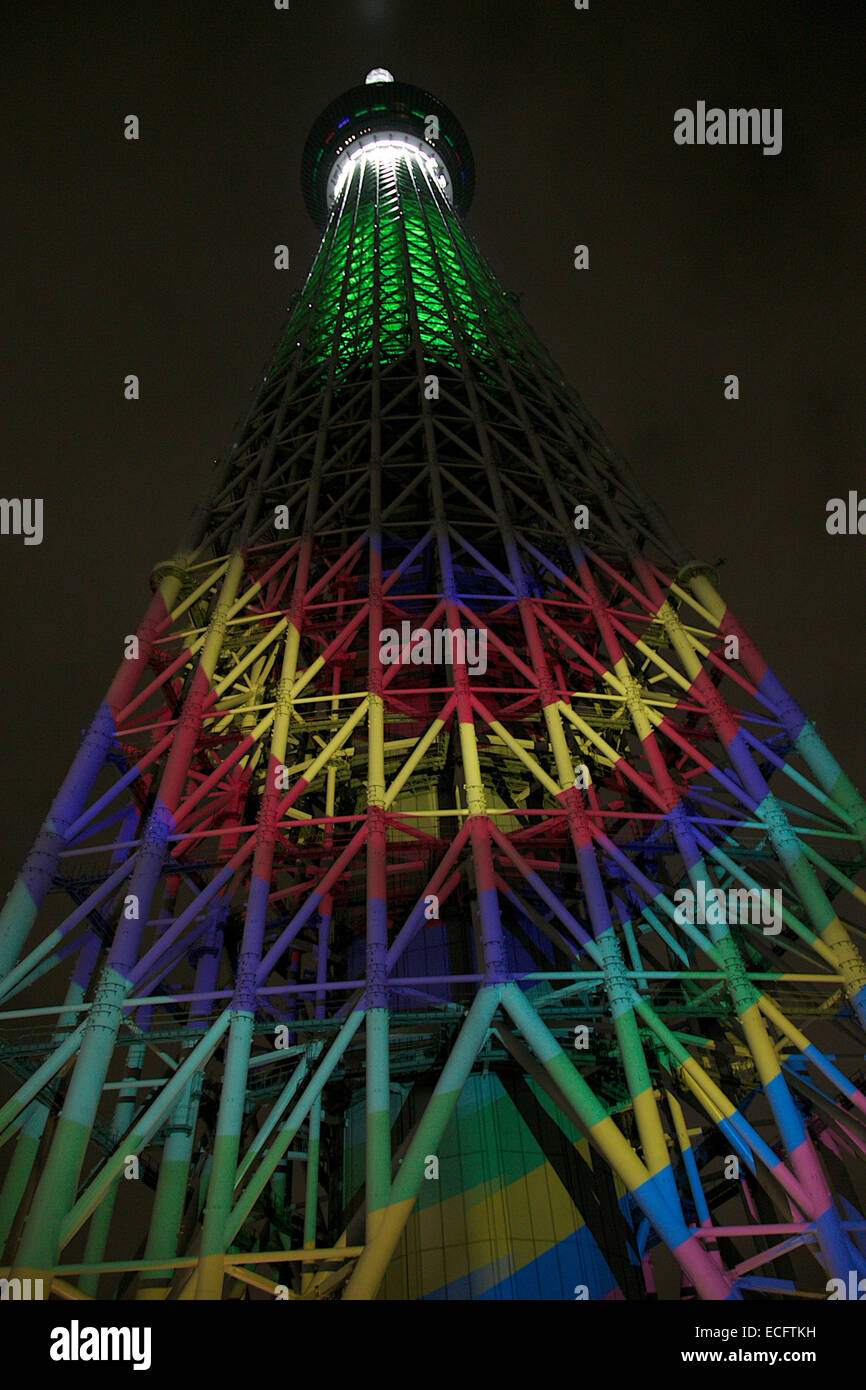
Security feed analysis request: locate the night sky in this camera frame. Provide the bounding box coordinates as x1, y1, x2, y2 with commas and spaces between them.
2, 0, 864, 883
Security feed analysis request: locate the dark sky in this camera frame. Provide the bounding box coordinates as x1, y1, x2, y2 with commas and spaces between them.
2, 0, 864, 879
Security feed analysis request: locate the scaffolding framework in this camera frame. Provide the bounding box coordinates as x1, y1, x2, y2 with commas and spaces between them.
2, 72, 866, 1301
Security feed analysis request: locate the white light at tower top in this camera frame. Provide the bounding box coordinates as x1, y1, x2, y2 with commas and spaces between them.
365, 68, 395, 84
329, 134, 451, 205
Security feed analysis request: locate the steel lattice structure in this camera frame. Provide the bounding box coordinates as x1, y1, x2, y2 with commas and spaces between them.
2, 71, 866, 1302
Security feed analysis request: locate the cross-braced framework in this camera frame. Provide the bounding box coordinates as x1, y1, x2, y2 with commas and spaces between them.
2, 72, 866, 1302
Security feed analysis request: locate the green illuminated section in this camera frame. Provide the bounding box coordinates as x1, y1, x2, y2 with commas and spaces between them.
274, 149, 543, 379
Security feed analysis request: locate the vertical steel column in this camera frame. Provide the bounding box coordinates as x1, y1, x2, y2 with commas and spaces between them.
364, 155, 392, 1245
11, 550, 246, 1285
343, 984, 504, 1300
77, 1013, 150, 1296
137, 894, 229, 1299
301, 590, 344, 1292
0, 932, 100, 1257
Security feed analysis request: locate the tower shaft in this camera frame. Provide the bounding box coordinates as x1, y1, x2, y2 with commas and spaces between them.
2, 75, 866, 1301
